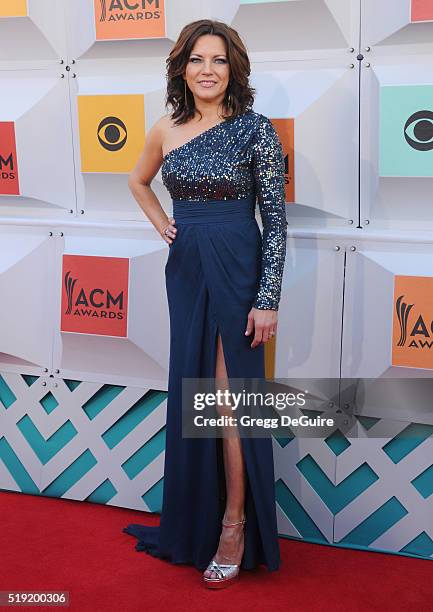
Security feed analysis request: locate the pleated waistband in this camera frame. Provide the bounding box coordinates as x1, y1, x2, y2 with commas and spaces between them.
172, 195, 255, 224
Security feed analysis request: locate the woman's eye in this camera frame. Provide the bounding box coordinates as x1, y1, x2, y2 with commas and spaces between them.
189, 58, 227, 63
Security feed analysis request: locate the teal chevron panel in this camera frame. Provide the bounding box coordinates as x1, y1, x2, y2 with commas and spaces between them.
102, 390, 167, 449
297, 454, 379, 514
64, 379, 82, 391
411, 464, 433, 499
86, 479, 117, 504
16, 415, 77, 465
142, 477, 164, 513
121, 428, 166, 480
275, 478, 328, 542
300, 409, 324, 418
0, 375, 17, 408
0, 437, 39, 494
274, 435, 295, 448
41, 449, 98, 497
325, 429, 351, 456
382, 424, 433, 464
82, 384, 125, 420
22, 375, 38, 387
400, 532, 433, 558
356, 416, 381, 430
40, 392, 59, 415
339, 497, 408, 546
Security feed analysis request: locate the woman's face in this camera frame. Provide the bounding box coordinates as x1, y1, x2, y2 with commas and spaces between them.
183, 34, 230, 109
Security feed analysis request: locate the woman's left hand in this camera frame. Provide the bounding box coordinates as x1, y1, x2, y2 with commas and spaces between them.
245, 307, 278, 348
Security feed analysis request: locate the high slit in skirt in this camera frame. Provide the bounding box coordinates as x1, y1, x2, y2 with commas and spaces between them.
123, 195, 281, 572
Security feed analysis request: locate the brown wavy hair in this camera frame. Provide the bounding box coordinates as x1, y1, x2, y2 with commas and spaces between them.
165, 19, 255, 126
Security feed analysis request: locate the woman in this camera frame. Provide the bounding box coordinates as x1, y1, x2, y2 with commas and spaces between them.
123, 18, 288, 588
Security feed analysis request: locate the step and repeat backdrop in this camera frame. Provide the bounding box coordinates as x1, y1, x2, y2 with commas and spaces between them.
0, 0, 432, 561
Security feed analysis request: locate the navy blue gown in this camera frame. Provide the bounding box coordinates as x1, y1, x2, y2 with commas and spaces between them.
123, 109, 288, 572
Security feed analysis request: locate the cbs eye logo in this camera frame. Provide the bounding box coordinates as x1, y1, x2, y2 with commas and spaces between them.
97, 116, 128, 151
404, 110, 433, 151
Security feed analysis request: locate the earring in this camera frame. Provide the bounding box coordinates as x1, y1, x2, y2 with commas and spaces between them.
184, 79, 188, 107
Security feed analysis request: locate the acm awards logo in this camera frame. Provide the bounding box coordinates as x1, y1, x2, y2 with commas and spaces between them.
0, 151, 16, 180
392, 276, 433, 370
94, 0, 165, 40
98, 0, 162, 22
395, 295, 433, 350
64, 271, 125, 318
61, 255, 129, 337
0, 122, 20, 195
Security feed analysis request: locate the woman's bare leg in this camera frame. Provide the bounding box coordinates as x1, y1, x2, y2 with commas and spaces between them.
203, 332, 246, 579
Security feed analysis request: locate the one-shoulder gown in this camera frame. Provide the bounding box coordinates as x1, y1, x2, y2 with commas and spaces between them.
123, 109, 288, 572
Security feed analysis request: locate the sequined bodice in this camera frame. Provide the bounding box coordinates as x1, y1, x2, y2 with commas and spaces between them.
161, 110, 288, 310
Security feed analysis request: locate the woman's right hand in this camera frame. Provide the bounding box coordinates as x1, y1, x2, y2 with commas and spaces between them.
160, 217, 177, 245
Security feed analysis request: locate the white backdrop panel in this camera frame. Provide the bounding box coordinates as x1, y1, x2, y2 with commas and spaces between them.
0, 0, 67, 68
0, 226, 56, 374
0, 70, 76, 217
361, 0, 433, 55
341, 236, 433, 380
360, 55, 433, 230
252, 61, 359, 227
234, 0, 360, 59
70, 71, 168, 221
53, 227, 169, 389
276, 234, 345, 379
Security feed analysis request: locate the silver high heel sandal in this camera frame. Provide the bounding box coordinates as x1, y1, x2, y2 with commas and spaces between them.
202, 515, 246, 589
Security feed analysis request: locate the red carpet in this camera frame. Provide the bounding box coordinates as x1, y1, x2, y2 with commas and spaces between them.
0, 490, 432, 611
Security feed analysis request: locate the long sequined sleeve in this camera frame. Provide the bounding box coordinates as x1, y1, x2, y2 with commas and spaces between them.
251, 115, 288, 311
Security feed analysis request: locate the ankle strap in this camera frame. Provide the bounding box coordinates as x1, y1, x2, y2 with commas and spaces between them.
222, 516, 246, 527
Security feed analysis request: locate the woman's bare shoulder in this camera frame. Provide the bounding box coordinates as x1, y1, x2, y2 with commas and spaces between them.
153, 113, 177, 136
144, 114, 174, 158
